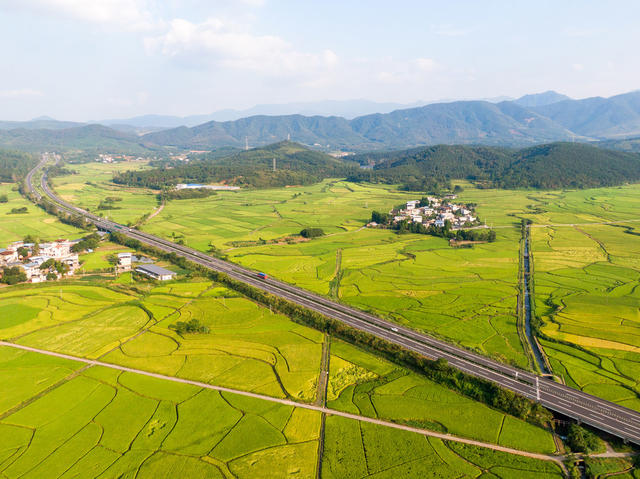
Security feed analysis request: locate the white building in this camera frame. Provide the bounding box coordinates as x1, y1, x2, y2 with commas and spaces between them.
117, 252, 132, 272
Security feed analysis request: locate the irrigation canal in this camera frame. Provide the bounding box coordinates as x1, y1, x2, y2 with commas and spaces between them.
523, 229, 550, 374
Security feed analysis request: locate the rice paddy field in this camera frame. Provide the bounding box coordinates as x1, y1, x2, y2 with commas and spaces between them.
0, 347, 321, 478
532, 223, 640, 410
140, 180, 527, 367
0, 183, 81, 243
0, 280, 324, 401
49, 161, 158, 225
37, 164, 640, 410
0, 277, 570, 477
326, 340, 557, 454
322, 419, 563, 479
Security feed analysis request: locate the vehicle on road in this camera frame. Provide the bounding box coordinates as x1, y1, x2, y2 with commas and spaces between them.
257, 272, 268, 279
391, 327, 399, 332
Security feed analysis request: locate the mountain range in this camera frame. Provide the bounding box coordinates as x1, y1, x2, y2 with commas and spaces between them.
1, 90, 640, 153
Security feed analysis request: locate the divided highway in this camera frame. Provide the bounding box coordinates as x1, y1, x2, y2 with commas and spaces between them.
26, 157, 640, 445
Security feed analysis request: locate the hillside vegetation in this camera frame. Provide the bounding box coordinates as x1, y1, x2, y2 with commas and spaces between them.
350, 142, 640, 190
114, 141, 357, 189
0, 149, 37, 181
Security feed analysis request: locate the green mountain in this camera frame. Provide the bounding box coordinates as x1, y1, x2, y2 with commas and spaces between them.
114, 141, 356, 189
351, 142, 640, 189
142, 115, 372, 150
142, 101, 574, 151
0, 125, 153, 154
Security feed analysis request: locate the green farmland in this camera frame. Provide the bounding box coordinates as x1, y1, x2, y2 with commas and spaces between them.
0, 344, 566, 478
0, 280, 324, 401
532, 223, 640, 410
0, 183, 81, 243
36, 163, 640, 410
0, 347, 321, 478
323, 418, 563, 479
326, 340, 556, 454
50, 161, 158, 226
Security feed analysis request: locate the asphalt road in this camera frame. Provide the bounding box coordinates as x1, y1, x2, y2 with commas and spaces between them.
27, 157, 640, 445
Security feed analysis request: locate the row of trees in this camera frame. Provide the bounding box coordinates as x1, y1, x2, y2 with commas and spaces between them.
160, 188, 217, 201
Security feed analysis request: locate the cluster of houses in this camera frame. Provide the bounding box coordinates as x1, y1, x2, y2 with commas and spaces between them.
0, 239, 80, 283
389, 196, 478, 229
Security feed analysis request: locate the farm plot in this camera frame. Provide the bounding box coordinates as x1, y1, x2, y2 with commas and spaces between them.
50, 161, 157, 225
322, 416, 563, 479
231, 226, 528, 367
143, 179, 414, 250
326, 340, 556, 454
532, 224, 640, 410
0, 182, 81, 242
0, 279, 324, 402
105, 285, 324, 401
0, 349, 320, 479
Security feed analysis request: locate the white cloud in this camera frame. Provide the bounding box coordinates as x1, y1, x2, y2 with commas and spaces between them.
145, 18, 338, 76
572, 63, 585, 71
414, 58, 439, 72
11, 0, 158, 31
0, 89, 43, 98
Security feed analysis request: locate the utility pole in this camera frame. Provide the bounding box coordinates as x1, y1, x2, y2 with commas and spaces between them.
273, 158, 276, 172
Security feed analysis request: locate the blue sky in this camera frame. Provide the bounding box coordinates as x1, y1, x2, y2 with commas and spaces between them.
0, 0, 638, 120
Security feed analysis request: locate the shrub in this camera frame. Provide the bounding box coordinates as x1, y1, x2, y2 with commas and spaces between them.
300, 227, 324, 238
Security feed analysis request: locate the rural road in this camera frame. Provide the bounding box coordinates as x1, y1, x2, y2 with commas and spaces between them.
26, 157, 640, 446
0, 340, 568, 465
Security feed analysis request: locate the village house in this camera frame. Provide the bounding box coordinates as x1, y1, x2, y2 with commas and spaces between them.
117, 252, 132, 272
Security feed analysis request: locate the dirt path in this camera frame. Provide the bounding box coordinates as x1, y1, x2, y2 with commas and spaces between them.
1, 340, 570, 467
144, 200, 165, 223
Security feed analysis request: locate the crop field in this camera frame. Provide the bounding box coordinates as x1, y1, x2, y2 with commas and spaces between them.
0, 279, 324, 401
77, 242, 135, 272
0, 347, 321, 478
0, 183, 81, 243
532, 223, 640, 410
143, 179, 414, 250
230, 225, 527, 366
326, 340, 556, 454
322, 417, 563, 479
50, 161, 158, 225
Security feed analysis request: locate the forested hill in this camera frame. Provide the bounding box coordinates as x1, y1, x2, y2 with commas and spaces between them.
496, 143, 640, 188
350, 142, 640, 190
0, 125, 152, 154
114, 141, 358, 189
0, 149, 37, 182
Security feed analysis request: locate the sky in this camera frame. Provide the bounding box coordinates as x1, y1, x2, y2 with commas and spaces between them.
0, 0, 639, 121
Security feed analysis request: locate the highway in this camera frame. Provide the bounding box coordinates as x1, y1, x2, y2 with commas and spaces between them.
27, 156, 640, 445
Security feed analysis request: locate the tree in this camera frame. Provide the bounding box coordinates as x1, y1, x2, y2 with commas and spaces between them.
0, 194, 7, 203
300, 228, 324, 238
371, 211, 391, 224
1, 267, 27, 285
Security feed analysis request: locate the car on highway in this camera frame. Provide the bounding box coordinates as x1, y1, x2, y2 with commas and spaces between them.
257, 272, 268, 279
